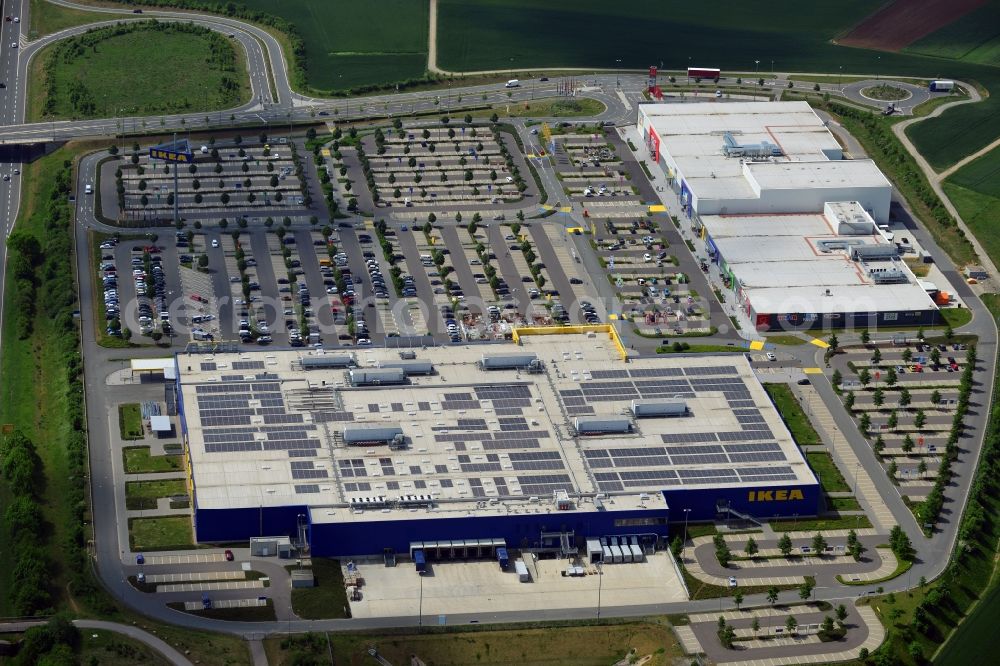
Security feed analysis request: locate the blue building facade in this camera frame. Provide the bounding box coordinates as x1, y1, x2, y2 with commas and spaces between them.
662, 483, 821, 523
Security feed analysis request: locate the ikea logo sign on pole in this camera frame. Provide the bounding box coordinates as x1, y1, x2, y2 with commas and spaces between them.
748, 489, 805, 502
149, 138, 194, 163
149, 147, 193, 163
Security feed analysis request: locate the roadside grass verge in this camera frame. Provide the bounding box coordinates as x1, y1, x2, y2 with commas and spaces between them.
764, 334, 808, 345
940, 307, 973, 328
123, 446, 183, 473
764, 383, 822, 446
468, 97, 607, 119
129, 516, 194, 551
770, 515, 872, 532
118, 403, 144, 439
265, 619, 682, 666
27, 0, 110, 39
286, 558, 351, 619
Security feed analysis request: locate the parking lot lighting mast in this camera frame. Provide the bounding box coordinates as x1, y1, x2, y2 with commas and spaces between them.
172, 133, 179, 227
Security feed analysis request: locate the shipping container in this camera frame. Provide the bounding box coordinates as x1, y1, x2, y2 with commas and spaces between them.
414, 549, 426, 573
611, 545, 623, 563
576, 415, 632, 435
630, 544, 644, 562
631, 399, 688, 417
497, 547, 509, 570
515, 559, 531, 582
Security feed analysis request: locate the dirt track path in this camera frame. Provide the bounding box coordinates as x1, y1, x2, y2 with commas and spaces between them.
427, 0, 441, 73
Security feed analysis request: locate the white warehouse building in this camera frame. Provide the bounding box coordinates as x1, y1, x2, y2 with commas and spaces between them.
637, 101, 892, 223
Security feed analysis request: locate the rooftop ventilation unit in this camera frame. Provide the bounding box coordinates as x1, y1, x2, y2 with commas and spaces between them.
378, 360, 434, 375
343, 424, 404, 446
851, 244, 898, 261
575, 416, 633, 435
479, 352, 539, 370
722, 132, 783, 158
349, 367, 406, 386
867, 265, 909, 284
631, 399, 689, 417
301, 354, 355, 369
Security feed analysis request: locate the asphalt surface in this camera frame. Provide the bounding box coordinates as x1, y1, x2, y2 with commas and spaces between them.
0, 0, 995, 649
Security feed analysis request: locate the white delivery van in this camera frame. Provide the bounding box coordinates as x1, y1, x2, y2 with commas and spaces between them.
505, 79, 520, 88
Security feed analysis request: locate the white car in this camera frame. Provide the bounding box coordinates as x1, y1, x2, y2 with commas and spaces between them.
766, 352, 777, 361
211, 239, 220, 248
728, 576, 738, 588
9, 43, 16, 49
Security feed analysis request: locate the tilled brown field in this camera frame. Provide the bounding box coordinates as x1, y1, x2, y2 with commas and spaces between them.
838, 0, 985, 51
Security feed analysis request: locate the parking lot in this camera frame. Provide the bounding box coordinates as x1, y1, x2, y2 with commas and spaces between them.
357, 122, 529, 209
835, 337, 974, 502
103, 138, 312, 222
589, 217, 713, 335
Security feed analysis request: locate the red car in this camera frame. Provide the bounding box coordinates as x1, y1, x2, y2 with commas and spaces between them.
224, 549, 234, 561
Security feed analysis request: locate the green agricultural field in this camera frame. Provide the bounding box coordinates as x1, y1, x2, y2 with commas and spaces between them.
237, 0, 429, 91
904, 1, 1000, 64
28, 22, 250, 121
437, 0, 877, 73
942, 145, 1000, 273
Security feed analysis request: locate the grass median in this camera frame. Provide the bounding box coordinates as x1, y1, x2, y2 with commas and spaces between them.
118, 403, 144, 440
129, 516, 194, 551
125, 479, 188, 511
764, 383, 821, 446
123, 446, 184, 474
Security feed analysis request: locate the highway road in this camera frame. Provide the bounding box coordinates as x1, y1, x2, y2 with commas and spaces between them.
0, 0, 995, 647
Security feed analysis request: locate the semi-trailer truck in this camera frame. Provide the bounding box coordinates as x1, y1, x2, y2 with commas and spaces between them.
688, 67, 721, 82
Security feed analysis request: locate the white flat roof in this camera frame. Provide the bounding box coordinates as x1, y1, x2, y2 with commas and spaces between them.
701, 207, 938, 315
177, 335, 815, 522
639, 101, 890, 207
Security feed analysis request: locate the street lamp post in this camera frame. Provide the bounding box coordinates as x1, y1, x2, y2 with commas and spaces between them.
596, 561, 604, 620
418, 573, 424, 629
616, 59, 622, 88
682, 508, 691, 553
852, 462, 860, 494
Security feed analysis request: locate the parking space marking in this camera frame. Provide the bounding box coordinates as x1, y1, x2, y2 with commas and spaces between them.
156, 580, 264, 593
146, 570, 245, 584
144, 553, 227, 566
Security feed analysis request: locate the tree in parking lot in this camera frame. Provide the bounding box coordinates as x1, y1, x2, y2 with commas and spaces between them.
275, 191, 284, 202
394, 188, 401, 199
901, 347, 912, 363
885, 366, 897, 387
198, 254, 208, 268
778, 534, 793, 557
138, 179, 147, 191
248, 193, 256, 203
898, 387, 911, 407
193, 221, 202, 230
283, 217, 292, 227
798, 580, 813, 601
886, 410, 897, 431
914, 409, 926, 430
214, 163, 223, 174
902, 434, 914, 453
131, 153, 140, 165
238, 217, 248, 229
490, 113, 499, 123
221, 193, 230, 205
811, 533, 827, 554
744, 536, 758, 558
861, 329, 870, 345
188, 164, 197, 174
140, 194, 148, 207
871, 348, 882, 365
234, 134, 243, 145
859, 412, 871, 433
858, 368, 871, 388
766, 586, 779, 605
270, 175, 279, 188
192, 178, 200, 190
930, 389, 941, 405
219, 218, 229, 230
244, 178, 252, 188
733, 591, 744, 610
872, 388, 884, 409
241, 162, 250, 173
